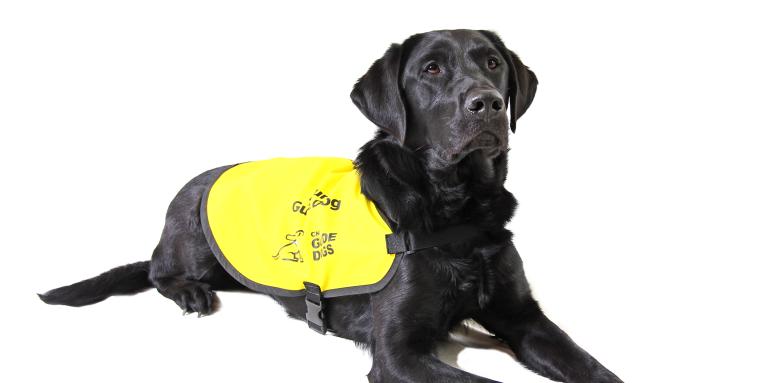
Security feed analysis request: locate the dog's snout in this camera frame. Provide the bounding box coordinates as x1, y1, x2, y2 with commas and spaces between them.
465, 89, 504, 116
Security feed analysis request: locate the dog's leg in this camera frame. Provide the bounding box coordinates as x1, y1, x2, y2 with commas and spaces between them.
478, 301, 623, 383
149, 222, 247, 316
367, 261, 500, 383
148, 165, 246, 316
476, 245, 623, 383
153, 277, 215, 315
149, 233, 228, 316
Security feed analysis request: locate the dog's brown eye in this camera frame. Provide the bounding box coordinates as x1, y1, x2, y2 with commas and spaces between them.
488, 57, 499, 70
425, 63, 441, 75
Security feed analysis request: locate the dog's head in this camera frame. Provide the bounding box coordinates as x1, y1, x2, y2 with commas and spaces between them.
285, 230, 304, 241
351, 29, 537, 164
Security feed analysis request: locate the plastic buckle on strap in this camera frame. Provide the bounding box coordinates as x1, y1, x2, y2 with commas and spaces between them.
303, 282, 326, 335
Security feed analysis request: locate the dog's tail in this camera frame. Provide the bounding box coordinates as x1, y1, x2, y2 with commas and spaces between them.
38, 261, 152, 307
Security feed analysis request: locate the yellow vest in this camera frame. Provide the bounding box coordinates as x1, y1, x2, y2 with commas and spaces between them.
201, 158, 399, 298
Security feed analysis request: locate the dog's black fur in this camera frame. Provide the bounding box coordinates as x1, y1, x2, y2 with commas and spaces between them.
40, 30, 622, 383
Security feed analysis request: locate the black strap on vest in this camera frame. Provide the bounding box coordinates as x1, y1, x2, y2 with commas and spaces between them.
303, 224, 484, 335
303, 281, 326, 334
385, 224, 485, 255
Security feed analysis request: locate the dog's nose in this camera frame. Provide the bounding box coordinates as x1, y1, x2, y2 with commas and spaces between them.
465, 89, 504, 116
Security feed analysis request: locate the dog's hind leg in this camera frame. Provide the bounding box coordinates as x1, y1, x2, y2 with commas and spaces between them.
38, 165, 245, 314
148, 166, 245, 316
148, 216, 228, 316
151, 246, 244, 316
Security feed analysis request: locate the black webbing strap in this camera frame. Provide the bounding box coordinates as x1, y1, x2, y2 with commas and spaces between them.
303, 281, 326, 334
385, 224, 485, 255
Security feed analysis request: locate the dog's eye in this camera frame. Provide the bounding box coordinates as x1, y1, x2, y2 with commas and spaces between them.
487, 57, 500, 70
425, 63, 441, 75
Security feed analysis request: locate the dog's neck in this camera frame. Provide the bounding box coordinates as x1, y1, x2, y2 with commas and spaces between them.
355, 136, 516, 233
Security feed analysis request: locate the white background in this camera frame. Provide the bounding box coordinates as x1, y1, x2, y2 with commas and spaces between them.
2, 1, 766, 382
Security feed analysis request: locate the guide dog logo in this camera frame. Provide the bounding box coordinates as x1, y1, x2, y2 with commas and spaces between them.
273, 230, 304, 263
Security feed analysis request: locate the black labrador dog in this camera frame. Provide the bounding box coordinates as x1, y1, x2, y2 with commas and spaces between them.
40, 30, 623, 383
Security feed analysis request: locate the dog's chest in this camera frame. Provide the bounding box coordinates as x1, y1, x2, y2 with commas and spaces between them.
430, 245, 500, 316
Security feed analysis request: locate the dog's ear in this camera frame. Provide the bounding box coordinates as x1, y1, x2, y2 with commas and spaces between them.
507, 51, 538, 133
350, 44, 407, 143
480, 31, 538, 133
